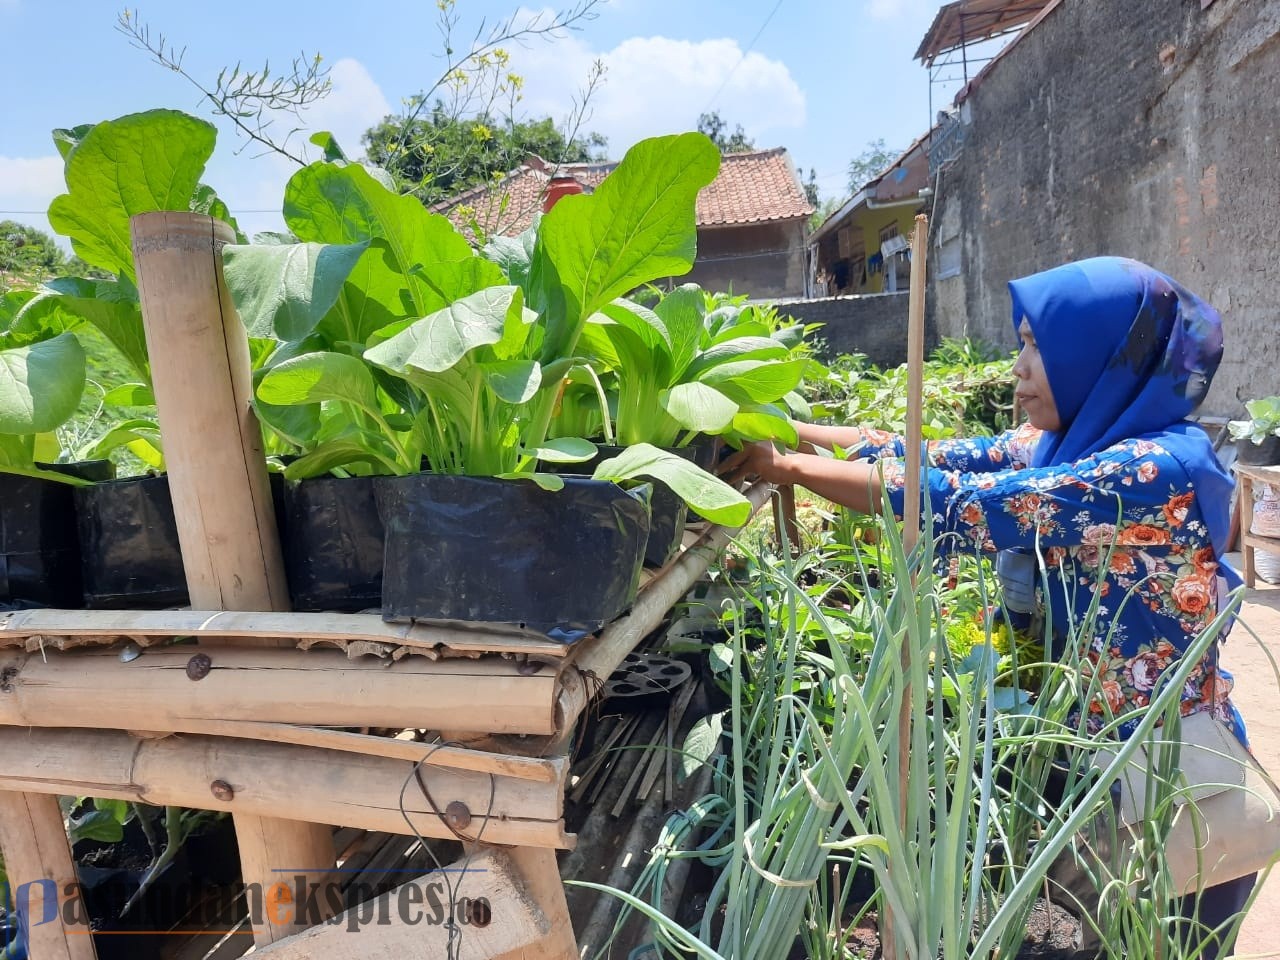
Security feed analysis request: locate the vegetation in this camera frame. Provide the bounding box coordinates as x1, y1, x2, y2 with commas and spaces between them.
848, 137, 904, 193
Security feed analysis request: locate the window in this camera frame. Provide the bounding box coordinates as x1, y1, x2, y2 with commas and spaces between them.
937, 234, 962, 280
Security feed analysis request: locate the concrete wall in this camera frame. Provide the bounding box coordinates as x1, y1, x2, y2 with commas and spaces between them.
929, 0, 1280, 416
773, 292, 937, 368
687, 220, 809, 299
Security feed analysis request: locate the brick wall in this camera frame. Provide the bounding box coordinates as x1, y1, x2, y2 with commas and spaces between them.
929, 0, 1280, 415
687, 220, 809, 299
772, 292, 937, 367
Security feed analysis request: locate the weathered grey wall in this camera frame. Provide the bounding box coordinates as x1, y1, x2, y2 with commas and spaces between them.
929, 0, 1280, 416
773, 292, 937, 367
687, 220, 809, 299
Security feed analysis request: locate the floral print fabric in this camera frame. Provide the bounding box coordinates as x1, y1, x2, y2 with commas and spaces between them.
843, 421, 1243, 742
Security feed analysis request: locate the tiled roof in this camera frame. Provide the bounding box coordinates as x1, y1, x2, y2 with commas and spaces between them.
435, 147, 814, 238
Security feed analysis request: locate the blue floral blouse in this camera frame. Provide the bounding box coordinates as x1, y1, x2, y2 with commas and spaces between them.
843, 422, 1244, 742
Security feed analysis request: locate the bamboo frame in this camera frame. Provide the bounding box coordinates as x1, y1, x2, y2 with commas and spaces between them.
0, 208, 771, 957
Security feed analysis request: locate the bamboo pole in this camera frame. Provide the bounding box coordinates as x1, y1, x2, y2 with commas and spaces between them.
0, 645, 560, 736
884, 213, 929, 960
0, 727, 571, 849
0, 608, 569, 659
0, 792, 97, 960
131, 211, 337, 943
253, 849, 550, 959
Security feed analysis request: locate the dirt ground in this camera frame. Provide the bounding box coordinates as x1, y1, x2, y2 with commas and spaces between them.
1218, 563, 1280, 956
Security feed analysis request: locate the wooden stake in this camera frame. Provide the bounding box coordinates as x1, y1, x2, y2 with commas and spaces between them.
0, 645, 560, 736
0, 727, 571, 850
131, 211, 337, 943
253, 849, 552, 959
487, 847, 578, 960
0, 792, 97, 960
884, 213, 929, 960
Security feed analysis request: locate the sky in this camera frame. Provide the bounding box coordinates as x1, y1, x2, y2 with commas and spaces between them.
0, 0, 991, 246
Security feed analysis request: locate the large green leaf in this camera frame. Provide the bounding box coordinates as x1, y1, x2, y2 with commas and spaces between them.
18, 281, 151, 384
599, 299, 670, 354
661, 382, 739, 433
532, 133, 720, 360
78, 418, 165, 468
483, 217, 540, 290
282, 162, 478, 316
653, 284, 706, 382
593, 442, 749, 527
684, 337, 789, 380
0, 333, 86, 435
698, 359, 808, 404
480, 359, 542, 404
257, 351, 381, 416
364, 286, 522, 375
47, 110, 217, 280
223, 241, 369, 340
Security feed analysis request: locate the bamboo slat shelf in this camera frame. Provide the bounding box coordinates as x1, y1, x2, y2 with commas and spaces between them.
1234, 462, 1280, 588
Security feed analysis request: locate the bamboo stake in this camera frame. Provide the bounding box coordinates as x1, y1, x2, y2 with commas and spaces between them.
131, 211, 337, 943
253, 849, 551, 959
0, 645, 560, 736
884, 213, 929, 960
0, 792, 97, 960
0, 727, 571, 849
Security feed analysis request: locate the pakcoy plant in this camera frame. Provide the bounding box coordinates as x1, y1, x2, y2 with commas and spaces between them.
11, 109, 247, 473
564, 284, 817, 451
227, 132, 751, 526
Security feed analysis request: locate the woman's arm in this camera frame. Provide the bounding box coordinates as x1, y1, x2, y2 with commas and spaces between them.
723, 444, 883, 514
793, 421, 885, 454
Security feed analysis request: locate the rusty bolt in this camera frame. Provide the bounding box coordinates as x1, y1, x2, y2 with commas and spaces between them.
444, 801, 472, 831
210, 779, 235, 802
465, 898, 492, 927
186, 653, 212, 681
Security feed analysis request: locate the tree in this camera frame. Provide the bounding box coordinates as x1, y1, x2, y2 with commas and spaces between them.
800, 167, 820, 208
0, 221, 67, 290
697, 112, 755, 154
847, 138, 902, 193
363, 106, 608, 205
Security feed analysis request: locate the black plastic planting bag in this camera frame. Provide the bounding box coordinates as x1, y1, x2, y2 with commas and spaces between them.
0, 461, 112, 609
280, 475, 385, 612
74, 475, 188, 609
377, 474, 650, 641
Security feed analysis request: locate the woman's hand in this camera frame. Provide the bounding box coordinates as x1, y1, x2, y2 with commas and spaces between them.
719, 441, 794, 487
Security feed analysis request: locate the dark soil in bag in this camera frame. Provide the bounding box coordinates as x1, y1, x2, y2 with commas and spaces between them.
377, 473, 650, 641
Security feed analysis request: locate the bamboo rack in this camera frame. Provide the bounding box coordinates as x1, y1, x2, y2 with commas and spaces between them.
0, 211, 770, 960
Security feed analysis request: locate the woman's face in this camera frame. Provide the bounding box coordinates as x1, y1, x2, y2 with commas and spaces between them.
1013, 317, 1062, 432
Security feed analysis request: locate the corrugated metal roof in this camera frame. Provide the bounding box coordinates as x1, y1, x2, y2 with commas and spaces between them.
915, 0, 1052, 65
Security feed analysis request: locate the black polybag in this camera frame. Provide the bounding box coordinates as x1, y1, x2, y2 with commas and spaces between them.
74, 474, 188, 609
280, 475, 385, 612
377, 474, 650, 641
0, 461, 113, 610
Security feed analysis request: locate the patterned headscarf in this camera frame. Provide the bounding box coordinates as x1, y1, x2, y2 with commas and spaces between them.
1008, 257, 1235, 555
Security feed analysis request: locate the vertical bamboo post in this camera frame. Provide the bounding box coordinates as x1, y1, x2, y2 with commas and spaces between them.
883, 213, 929, 960
0, 792, 97, 960
131, 212, 338, 945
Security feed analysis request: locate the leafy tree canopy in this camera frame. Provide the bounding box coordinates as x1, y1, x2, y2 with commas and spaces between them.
363, 100, 608, 205
847, 138, 902, 193
697, 111, 755, 155
0, 220, 67, 287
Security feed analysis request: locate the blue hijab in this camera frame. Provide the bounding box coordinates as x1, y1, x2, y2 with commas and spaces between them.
1007, 257, 1235, 557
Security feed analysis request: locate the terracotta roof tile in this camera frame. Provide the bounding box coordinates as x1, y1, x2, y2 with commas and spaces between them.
435, 146, 814, 238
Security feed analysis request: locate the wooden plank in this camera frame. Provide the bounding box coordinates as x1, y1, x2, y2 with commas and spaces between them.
487, 847, 577, 960
132, 210, 339, 943
0, 727, 572, 850
0, 608, 568, 659
0, 645, 561, 737
254, 849, 550, 959
0, 791, 97, 960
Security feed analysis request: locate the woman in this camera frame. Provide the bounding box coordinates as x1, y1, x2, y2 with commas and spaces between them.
725, 257, 1254, 956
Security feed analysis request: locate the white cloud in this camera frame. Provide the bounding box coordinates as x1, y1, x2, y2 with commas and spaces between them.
298, 57, 393, 160
506, 30, 806, 155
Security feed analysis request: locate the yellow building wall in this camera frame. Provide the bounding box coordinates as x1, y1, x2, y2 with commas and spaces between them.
856, 206, 922, 294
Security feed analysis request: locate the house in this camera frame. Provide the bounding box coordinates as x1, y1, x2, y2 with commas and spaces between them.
807, 133, 934, 298
916, 0, 1279, 416
434, 147, 816, 299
